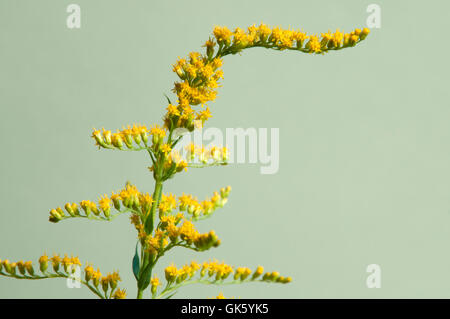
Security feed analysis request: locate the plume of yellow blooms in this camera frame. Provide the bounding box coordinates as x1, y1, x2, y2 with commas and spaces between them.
164, 24, 369, 134
2, 21, 369, 298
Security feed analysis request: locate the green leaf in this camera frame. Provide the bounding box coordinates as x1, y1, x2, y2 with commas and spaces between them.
137, 263, 153, 290
164, 93, 172, 105
132, 241, 140, 281
144, 217, 154, 235
162, 162, 177, 181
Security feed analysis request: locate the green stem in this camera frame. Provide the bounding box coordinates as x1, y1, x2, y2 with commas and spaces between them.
136, 130, 173, 298
138, 175, 164, 298
0, 271, 105, 299
144, 180, 163, 234
58, 208, 133, 223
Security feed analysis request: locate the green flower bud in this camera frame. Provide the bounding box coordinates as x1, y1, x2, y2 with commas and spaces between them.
133, 133, 142, 145
65, 203, 75, 216
141, 131, 148, 144
49, 209, 62, 223
25, 261, 34, 276
112, 134, 124, 149
17, 261, 26, 275
101, 277, 109, 293
39, 255, 49, 273
3, 260, 11, 274
9, 262, 17, 275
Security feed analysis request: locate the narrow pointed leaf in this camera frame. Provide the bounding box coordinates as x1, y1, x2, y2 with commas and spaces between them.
137, 263, 153, 290
132, 241, 140, 280
164, 93, 172, 105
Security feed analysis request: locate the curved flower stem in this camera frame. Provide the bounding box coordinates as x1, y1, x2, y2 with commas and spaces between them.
100, 145, 152, 152
187, 162, 227, 169
58, 208, 133, 222
0, 271, 105, 299
215, 39, 363, 60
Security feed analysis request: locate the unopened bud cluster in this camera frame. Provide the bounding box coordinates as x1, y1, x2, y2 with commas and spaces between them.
186, 143, 229, 165
49, 183, 153, 222
1, 254, 126, 298
174, 186, 231, 220
84, 264, 123, 298
92, 125, 150, 150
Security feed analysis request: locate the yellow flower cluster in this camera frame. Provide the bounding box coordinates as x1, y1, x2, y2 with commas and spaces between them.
212, 23, 370, 54
178, 186, 231, 219
158, 193, 177, 215
38, 253, 82, 273
119, 184, 153, 214
144, 230, 169, 255
158, 213, 183, 240
156, 217, 221, 251
150, 275, 160, 295
181, 222, 221, 250
113, 288, 127, 299
186, 143, 229, 165
92, 124, 179, 161
201, 260, 234, 281
168, 53, 223, 131
84, 264, 101, 283
162, 260, 291, 286
47, 254, 82, 273
1, 258, 34, 276
1, 254, 126, 293
101, 272, 121, 293
148, 144, 228, 177
0, 255, 126, 299
262, 271, 292, 284
49, 183, 152, 222
214, 292, 226, 299
84, 264, 124, 298
147, 148, 189, 179
92, 124, 151, 150
129, 185, 229, 254
165, 149, 189, 172
164, 261, 202, 283
85, 264, 120, 288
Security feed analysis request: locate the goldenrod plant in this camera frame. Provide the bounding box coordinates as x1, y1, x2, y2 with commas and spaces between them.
0, 24, 369, 299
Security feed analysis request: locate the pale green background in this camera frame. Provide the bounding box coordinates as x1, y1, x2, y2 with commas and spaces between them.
1, 0, 449, 298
